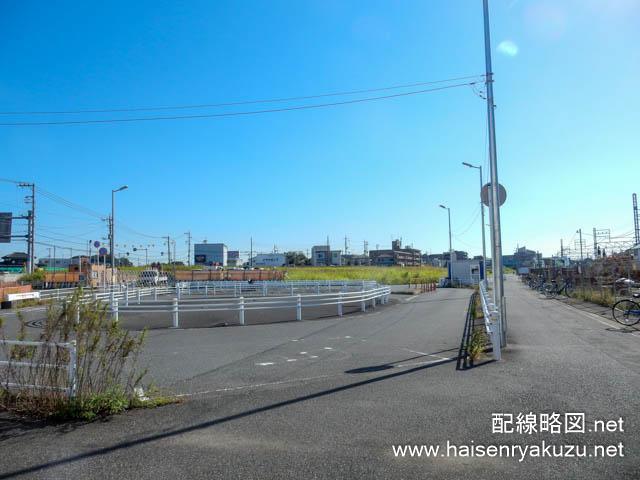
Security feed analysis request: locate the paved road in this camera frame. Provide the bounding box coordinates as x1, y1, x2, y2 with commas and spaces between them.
1, 279, 639, 479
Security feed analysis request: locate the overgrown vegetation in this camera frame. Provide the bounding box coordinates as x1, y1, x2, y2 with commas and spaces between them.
572, 288, 615, 308
281, 266, 445, 285
0, 289, 179, 419
466, 330, 488, 360
18, 269, 46, 282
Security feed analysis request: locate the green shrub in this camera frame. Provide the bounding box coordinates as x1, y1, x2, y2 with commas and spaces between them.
0, 288, 177, 418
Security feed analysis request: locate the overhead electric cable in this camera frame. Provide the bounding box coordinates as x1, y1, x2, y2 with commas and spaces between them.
0, 82, 478, 126
0, 75, 484, 115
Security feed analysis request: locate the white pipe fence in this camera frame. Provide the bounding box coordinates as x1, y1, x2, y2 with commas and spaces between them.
111, 286, 392, 328
479, 280, 501, 360
0, 340, 77, 397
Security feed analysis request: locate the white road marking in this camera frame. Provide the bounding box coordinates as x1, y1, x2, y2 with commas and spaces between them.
256, 362, 275, 366
404, 348, 430, 356
300, 352, 308, 355
344, 336, 352, 338
310, 355, 318, 358
286, 359, 297, 362
395, 357, 452, 368
177, 374, 334, 397
324, 347, 333, 350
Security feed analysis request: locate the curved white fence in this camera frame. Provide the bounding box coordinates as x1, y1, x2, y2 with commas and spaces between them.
111, 285, 392, 327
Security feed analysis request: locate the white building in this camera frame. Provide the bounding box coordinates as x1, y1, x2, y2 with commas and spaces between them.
250, 253, 286, 267
311, 246, 342, 266
194, 243, 228, 266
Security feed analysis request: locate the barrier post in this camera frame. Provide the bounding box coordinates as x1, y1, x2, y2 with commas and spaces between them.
137, 288, 141, 304
372, 295, 376, 308
262, 283, 267, 296
177, 283, 181, 300
338, 292, 343, 316
75, 305, 80, 324
239, 283, 242, 295
296, 294, 302, 321
239, 296, 245, 325
153, 287, 158, 301
205, 284, 208, 297
172, 298, 179, 327
112, 298, 119, 323
290, 284, 294, 296
68, 340, 77, 398
361, 286, 366, 312
125, 283, 129, 306
234, 285, 237, 297
316, 284, 320, 295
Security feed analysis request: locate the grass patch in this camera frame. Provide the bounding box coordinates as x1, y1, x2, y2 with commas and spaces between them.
466, 330, 488, 360
1, 289, 176, 420
280, 266, 445, 285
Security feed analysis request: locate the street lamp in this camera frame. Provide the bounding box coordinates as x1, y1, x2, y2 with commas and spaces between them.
439, 205, 452, 261
111, 185, 128, 286
462, 162, 487, 280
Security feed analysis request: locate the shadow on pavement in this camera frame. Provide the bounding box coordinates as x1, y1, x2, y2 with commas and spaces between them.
0, 357, 455, 479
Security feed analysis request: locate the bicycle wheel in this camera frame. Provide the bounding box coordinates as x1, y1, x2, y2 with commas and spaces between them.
612, 300, 640, 326
543, 284, 557, 298
564, 284, 573, 298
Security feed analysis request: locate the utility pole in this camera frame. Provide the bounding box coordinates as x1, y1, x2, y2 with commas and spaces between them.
577, 229, 583, 261
18, 183, 35, 273
633, 193, 639, 245
185, 231, 192, 266
364, 240, 368, 256
344, 236, 348, 255
483, 0, 506, 345
326, 235, 330, 266
250, 237, 253, 267
593, 228, 598, 259
560, 239, 564, 257
165, 236, 171, 266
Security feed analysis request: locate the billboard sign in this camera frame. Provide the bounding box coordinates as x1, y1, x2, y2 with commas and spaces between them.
195, 254, 206, 263
228, 250, 239, 259
0, 213, 12, 243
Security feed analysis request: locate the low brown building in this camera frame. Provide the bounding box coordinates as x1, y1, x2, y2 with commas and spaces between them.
369, 239, 421, 267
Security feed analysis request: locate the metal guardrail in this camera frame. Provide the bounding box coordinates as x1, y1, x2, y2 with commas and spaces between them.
479, 280, 502, 360
0, 340, 77, 397
111, 285, 392, 327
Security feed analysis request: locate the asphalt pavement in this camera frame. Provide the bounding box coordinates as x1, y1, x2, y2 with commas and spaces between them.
1, 278, 639, 479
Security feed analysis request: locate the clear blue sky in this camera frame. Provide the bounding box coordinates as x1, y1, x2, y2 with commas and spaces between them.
1, 0, 638, 264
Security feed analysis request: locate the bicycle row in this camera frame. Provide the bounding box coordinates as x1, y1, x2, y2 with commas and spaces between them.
520, 274, 640, 327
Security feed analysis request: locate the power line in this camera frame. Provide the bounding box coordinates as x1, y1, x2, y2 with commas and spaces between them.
0, 82, 478, 126
0, 75, 484, 116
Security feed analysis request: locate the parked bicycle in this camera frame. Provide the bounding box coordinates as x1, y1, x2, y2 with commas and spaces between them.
543, 280, 574, 299
611, 294, 640, 326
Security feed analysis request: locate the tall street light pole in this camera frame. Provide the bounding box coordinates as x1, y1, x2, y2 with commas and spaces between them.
462, 162, 487, 280
111, 185, 128, 286
439, 205, 452, 260
483, 0, 506, 345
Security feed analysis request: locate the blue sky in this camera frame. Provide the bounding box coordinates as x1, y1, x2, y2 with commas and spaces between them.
1, 0, 639, 264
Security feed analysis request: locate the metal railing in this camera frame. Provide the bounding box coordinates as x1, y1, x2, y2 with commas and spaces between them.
36, 280, 381, 305
0, 340, 77, 397
479, 280, 502, 360
111, 285, 392, 328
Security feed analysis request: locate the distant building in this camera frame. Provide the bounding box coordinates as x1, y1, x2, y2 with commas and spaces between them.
311, 246, 342, 266
423, 250, 468, 267
341, 254, 371, 266
227, 250, 241, 266
502, 246, 538, 268
369, 240, 421, 267
194, 243, 228, 266
250, 253, 286, 267
1, 252, 28, 267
